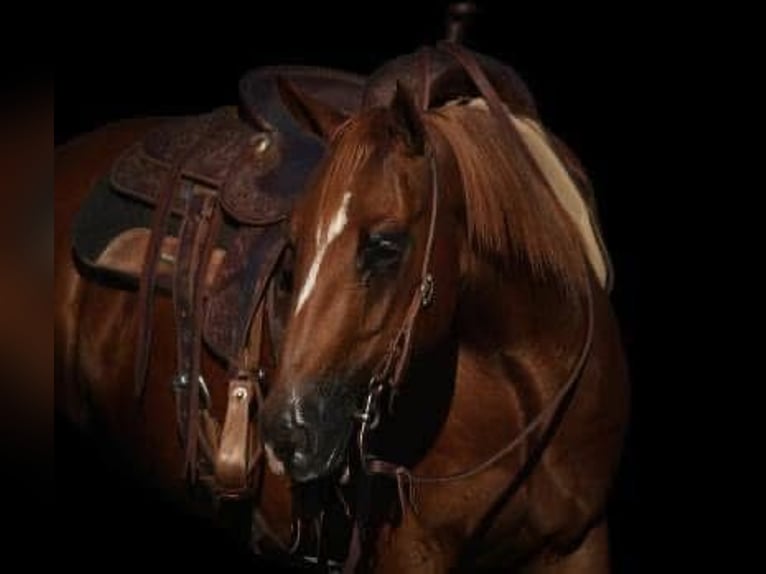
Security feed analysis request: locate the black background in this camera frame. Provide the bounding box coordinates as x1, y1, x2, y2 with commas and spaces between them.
56, 2, 654, 571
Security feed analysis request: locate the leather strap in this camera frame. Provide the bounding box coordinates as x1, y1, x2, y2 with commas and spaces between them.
173, 184, 221, 481
215, 373, 259, 494
134, 160, 183, 399
214, 229, 287, 496
134, 119, 221, 400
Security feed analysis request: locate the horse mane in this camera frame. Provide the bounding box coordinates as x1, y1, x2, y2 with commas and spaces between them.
425, 103, 591, 297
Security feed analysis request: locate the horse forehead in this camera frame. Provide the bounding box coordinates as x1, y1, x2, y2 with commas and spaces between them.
312, 161, 385, 224
319, 191, 352, 242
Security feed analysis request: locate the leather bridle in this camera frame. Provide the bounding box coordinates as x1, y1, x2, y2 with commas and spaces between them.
353, 150, 440, 444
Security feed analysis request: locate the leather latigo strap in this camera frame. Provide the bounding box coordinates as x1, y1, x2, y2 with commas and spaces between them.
173, 183, 222, 481
133, 115, 224, 400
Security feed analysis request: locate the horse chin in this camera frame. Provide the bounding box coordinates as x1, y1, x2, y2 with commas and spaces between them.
288, 422, 353, 484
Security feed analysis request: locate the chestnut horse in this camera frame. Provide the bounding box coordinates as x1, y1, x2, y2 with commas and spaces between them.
55, 52, 629, 572
258, 69, 629, 570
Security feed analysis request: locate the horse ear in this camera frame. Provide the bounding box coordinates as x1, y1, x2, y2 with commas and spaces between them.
391, 81, 426, 155
276, 76, 349, 141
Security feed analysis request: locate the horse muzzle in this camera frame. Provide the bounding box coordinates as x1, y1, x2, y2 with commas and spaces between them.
260, 384, 355, 483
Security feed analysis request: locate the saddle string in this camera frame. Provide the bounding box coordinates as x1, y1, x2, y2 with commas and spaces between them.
134, 117, 225, 400
135, 162, 184, 400
137, 114, 288, 484
183, 189, 222, 481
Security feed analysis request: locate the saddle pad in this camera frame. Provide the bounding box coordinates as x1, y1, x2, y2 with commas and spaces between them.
72, 176, 288, 362
71, 177, 234, 290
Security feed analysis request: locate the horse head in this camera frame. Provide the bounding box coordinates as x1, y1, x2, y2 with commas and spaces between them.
260, 69, 596, 484
259, 80, 468, 482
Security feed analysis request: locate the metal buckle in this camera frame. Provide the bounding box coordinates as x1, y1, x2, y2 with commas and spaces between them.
172, 373, 211, 409
420, 273, 434, 308
353, 380, 385, 431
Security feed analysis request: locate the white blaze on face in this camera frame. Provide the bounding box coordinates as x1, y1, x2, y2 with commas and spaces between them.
294, 191, 352, 315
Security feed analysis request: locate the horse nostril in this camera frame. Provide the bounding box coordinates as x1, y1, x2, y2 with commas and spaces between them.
289, 422, 315, 457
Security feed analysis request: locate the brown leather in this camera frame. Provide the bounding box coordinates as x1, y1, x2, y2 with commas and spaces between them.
215, 297, 271, 497
111, 107, 290, 225
134, 145, 207, 400
112, 68, 365, 226
356, 39, 597, 490
203, 225, 288, 365
362, 45, 539, 120
171, 183, 221, 480
215, 374, 257, 494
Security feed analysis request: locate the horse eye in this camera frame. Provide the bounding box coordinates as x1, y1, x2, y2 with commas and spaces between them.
358, 231, 408, 277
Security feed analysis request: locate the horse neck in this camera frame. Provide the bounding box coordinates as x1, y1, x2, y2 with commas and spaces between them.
456, 257, 589, 406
